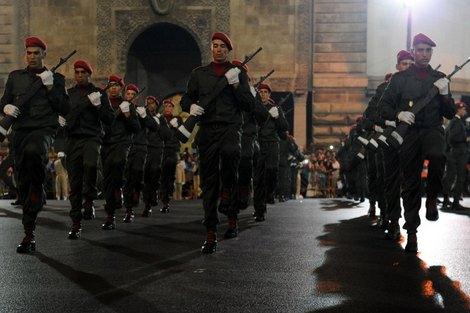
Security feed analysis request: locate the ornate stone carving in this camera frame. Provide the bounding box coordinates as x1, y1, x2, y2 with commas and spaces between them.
149, 0, 174, 15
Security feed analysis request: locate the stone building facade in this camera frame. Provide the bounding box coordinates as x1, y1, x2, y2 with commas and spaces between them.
1, 0, 469, 149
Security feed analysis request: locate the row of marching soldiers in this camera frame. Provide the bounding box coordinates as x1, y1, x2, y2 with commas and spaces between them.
1, 33, 304, 254
337, 33, 468, 253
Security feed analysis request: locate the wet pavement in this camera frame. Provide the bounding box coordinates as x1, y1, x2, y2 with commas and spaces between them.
0, 198, 468, 313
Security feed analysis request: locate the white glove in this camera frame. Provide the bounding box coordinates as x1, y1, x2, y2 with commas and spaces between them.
169, 118, 179, 128
268, 107, 279, 119
37, 70, 53, 86
250, 86, 257, 97
3, 104, 20, 118
136, 106, 147, 118
374, 125, 384, 133
357, 136, 368, 146
385, 120, 396, 127
190, 104, 204, 116
58, 115, 66, 127
434, 78, 449, 95
87, 91, 102, 107
225, 68, 241, 85
397, 111, 415, 125
153, 116, 160, 125
119, 101, 130, 113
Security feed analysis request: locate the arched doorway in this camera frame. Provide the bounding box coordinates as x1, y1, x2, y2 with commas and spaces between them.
126, 23, 201, 98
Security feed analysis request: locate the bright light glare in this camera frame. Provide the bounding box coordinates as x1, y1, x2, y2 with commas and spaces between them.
397, 0, 420, 7
302, 159, 309, 165
329, 145, 334, 150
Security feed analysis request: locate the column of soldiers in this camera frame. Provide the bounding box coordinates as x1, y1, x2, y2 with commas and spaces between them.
338, 33, 468, 253
1, 33, 303, 255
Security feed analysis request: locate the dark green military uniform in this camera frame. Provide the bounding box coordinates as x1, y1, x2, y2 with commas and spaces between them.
101, 96, 140, 221
442, 115, 468, 204
180, 61, 253, 231
65, 83, 114, 222
381, 64, 455, 234
0, 67, 69, 231
253, 100, 288, 217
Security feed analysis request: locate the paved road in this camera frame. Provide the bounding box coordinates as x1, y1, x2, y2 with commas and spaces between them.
0, 198, 468, 313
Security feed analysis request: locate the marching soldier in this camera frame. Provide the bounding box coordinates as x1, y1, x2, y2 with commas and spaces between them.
442, 102, 469, 210
278, 132, 291, 202
253, 84, 289, 221
65, 59, 114, 239
180, 32, 254, 253
381, 33, 456, 252
0, 36, 70, 253
101, 77, 141, 230
142, 96, 165, 216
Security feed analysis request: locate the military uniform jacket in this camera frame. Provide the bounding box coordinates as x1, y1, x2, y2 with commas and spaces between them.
131, 108, 160, 147
446, 116, 467, 150
254, 100, 289, 143
180, 63, 255, 127
66, 83, 114, 138
363, 80, 389, 130
147, 113, 166, 149
0, 67, 69, 130
161, 115, 183, 153
380, 65, 455, 128
102, 96, 141, 145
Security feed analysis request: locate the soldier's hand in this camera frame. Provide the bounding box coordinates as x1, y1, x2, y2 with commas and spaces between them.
3, 104, 20, 118
225, 68, 241, 85
37, 70, 54, 87
250, 86, 257, 97
58, 115, 67, 127
136, 106, 147, 118
374, 125, 384, 133
385, 120, 396, 127
190, 104, 204, 116
434, 78, 449, 95
119, 101, 130, 113
87, 91, 102, 107
397, 111, 415, 125
357, 136, 368, 146
153, 116, 160, 125
269, 107, 279, 119
169, 118, 179, 128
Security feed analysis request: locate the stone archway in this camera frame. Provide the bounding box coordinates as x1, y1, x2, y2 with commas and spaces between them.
125, 23, 201, 97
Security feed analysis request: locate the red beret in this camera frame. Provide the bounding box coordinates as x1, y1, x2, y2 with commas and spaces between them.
258, 83, 272, 92
397, 50, 414, 63
456, 102, 467, 110
412, 33, 436, 47
146, 96, 157, 103
125, 84, 139, 93
25, 36, 47, 51
384, 73, 393, 81
73, 59, 93, 75
163, 98, 174, 107
211, 32, 233, 51
108, 74, 124, 87
232, 59, 248, 72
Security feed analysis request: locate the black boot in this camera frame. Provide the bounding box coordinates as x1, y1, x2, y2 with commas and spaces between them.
254, 211, 266, 222
17, 229, 36, 254
201, 230, 217, 254
82, 201, 96, 220
68, 221, 82, 240
123, 208, 134, 223
441, 196, 451, 209
405, 233, 418, 253
384, 220, 401, 240
224, 218, 238, 239
451, 201, 469, 210
160, 202, 170, 214
425, 196, 439, 221
142, 204, 152, 217
368, 203, 376, 219
101, 215, 116, 230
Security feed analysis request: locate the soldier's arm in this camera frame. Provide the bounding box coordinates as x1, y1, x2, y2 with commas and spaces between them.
439, 94, 456, 120
158, 116, 173, 141
232, 71, 255, 112
49, 73, 70, 116
379, 76, 402, 121
124, 106, 141, 133
252, 98, 269, 123
97, 91, 115, 125
448, 119, 465, 145
143, 112, 159, 131
180, 70, 199, 113
0, 73, 14, 112
275, 108, 289, 132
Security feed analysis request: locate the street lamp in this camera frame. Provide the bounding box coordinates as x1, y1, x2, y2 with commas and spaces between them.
397, 0, 420, 50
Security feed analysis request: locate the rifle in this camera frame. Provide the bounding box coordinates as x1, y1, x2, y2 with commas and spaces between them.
0, 50, 77, 141
254, 69, 275, 89
175, 47, 263, 143
114, 86, 146, 116
386, 57, 470, 149
263, 93, 291, 124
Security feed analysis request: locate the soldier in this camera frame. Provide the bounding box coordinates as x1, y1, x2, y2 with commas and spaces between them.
158, 98, 182, 213
278, 131, 291, 202
0, 145, 18, 204
381, 33, 455, 252
0, 36, 70, 253
253, 84, 289, 221
65, 59, 114, 239
442, 102, 469, 210
180, 32, 254, 253
101, 77, 141, 230
142, 96, 165, 217
122, 84, 159, 223
348, 118, 367, 202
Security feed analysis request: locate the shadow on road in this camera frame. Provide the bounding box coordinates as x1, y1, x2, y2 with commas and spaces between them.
310, 216, 470, 313
319, 199, 362, 211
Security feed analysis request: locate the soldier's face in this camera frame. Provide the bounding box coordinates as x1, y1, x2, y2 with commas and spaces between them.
259, 89, 271, 104
211, 39, 229, 63
412, 43, 433, 67
163, 103, 174, 116
457, 107, 467, 117
396, 59, 414, 72
108, 84, 122, 98
146, 99, 157, 113
26, 47, 46, 68
125, 90, 137, 102
74, 68, 90, 85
